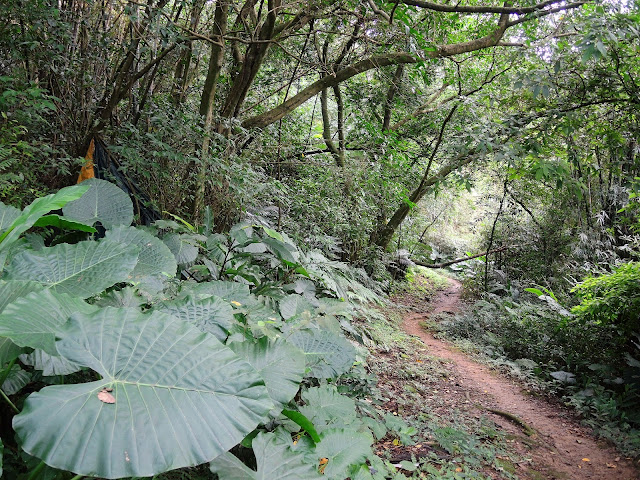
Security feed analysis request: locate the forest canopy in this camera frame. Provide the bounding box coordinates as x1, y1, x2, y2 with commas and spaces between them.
4, 0, 636, 257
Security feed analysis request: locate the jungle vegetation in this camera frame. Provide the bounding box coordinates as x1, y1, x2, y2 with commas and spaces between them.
0, 0, 639, 477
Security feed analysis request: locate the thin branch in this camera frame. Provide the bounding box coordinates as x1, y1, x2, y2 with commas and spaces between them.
414, 245, 516, 268
400, 0, 571, 15
243, 52, 418, 128
506, 1, 587, 26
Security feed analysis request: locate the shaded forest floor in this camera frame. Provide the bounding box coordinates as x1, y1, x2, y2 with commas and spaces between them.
367, 274, 639, 479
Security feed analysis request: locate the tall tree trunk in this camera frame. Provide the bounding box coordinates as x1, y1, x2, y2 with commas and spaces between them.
373, 106, 459, 250
220, 0, 281, 122
383, 65, 404, 131
171, 0, 205, 105
320, 87, 343, 167
193, 0, 229, 219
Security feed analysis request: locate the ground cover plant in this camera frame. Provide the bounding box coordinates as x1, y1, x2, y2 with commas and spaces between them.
0, 180, 401, 480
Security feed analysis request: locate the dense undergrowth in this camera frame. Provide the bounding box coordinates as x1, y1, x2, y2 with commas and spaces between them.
0, 181, 408, 480
0, 183, 542, 480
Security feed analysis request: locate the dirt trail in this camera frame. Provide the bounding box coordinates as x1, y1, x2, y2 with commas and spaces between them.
403, 278, 639, 480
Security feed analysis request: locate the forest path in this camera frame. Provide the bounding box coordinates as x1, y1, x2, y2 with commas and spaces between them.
402, 278, 639, 480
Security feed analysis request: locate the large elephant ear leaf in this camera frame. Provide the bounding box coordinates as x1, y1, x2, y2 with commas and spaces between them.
279, 294, 314, 320
105, 225, 177, 287
62, 178, 133, 228
0, 338, 23, 366
0, 289, 97, 354
298, 386, 359, 434
3, 240, 139, 298
210, 431, 322, 480
0, 184, 89, 253
0, 282, 70, 364
0, 202, 20, 235
163, 233, 199, 265
179, 280, 255, 306
155, 295, 233, 341
288, 328, 356, 378
0, 281, 43, 313
229, 337, 305, 411
19, 349, 82, 376
13, 307, 273, 479
1, 364, 32, 395
315, 429, 373, 480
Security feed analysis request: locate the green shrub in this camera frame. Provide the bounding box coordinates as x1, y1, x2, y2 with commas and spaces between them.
572, 261, 640, 337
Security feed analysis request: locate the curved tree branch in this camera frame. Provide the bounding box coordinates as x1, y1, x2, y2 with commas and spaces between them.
399, 0, 573, 15
242, 52, 418, 128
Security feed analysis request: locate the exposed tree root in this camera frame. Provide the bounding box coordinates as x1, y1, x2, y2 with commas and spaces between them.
485, 407, 536, 436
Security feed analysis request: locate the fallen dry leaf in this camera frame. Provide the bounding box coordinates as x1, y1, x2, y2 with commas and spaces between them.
98, 389, 116, 404
607, 463, 617, 468
582, 458, 590, 462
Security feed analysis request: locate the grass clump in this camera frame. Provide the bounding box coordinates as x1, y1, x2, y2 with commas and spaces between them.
399, 266, 451, 297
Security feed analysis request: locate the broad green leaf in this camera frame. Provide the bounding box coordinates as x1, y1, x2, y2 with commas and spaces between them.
3, 240, 139, 298
13, 307, 272, 478
279, 294, 314, 320
163, 233, 199, 265
210, 431, 322, 480
230, 338, 305, 410
299, 386, 359, 434
350, 463, 376, 480
20, 349, 82, 376
0, 280, 44, 313
291, 278, 317, 299
240, 241, 267, 254
289, 329, 356, 378
0, 290, 98, 354
316, 429, 373, 479
62, 178, 133, 228
262, 227, 283, 242
105, 225, 177, 285
281, 409, 321, 443
0, 184, 90, 252
0, 202, 20, 234
0, 282, 46, 364
1, 363, 31, 395
0, 337, 23, 365
179, 280, 255, 306
32, 214, 97, 233
550, 371, 576, 383
95, 287, 145, 308
524, 287, 546, 298
210, 452, 257, 479
262, 237, 299, 265
155, 295, 233, 341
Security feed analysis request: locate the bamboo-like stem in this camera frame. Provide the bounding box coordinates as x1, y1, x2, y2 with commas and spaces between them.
0, 388, 19, 413
26, 460, 46, 480
0, 358, 16, 386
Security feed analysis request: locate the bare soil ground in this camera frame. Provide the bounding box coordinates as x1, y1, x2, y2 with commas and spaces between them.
400, 278, 639, 480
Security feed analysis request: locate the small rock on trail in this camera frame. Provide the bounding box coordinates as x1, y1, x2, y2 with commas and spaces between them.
403, 278, 639, 480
